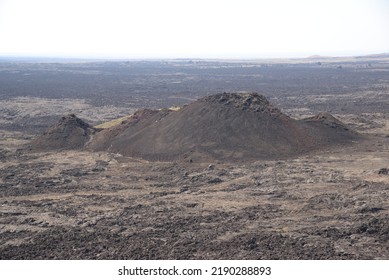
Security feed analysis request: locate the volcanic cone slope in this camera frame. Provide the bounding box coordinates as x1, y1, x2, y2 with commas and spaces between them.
87, 109, 162, 152
87, 93, 360, 161
29, 114, 98, 152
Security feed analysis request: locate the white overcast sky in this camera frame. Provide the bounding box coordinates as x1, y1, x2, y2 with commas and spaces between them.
0, 0, 388, 58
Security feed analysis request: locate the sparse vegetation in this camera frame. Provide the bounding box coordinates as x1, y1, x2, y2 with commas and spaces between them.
94, 115, 132, 129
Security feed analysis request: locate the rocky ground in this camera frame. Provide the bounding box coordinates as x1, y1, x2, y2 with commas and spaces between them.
0, 130, 388, 259
1, 58, 389, 259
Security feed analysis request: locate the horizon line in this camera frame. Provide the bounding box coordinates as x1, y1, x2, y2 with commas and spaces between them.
0, 51, 388, 62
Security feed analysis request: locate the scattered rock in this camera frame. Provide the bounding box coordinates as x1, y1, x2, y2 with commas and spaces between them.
208, 177, 223, 184
358, 206, 384, 213
378, 168, 389, 175
353, 183, 370, 190
184, 203, 198, 208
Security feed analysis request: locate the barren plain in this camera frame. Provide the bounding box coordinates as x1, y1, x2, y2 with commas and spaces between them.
0, 56, 389, 259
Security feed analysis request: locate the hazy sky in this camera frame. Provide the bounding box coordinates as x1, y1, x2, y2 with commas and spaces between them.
0, 0, 388, 58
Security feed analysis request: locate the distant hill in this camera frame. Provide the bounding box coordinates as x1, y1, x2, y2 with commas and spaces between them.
29, 93, 360, 161
355, 53, 389, 59
305, 53, 389, 61
307, 55, 332, 59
